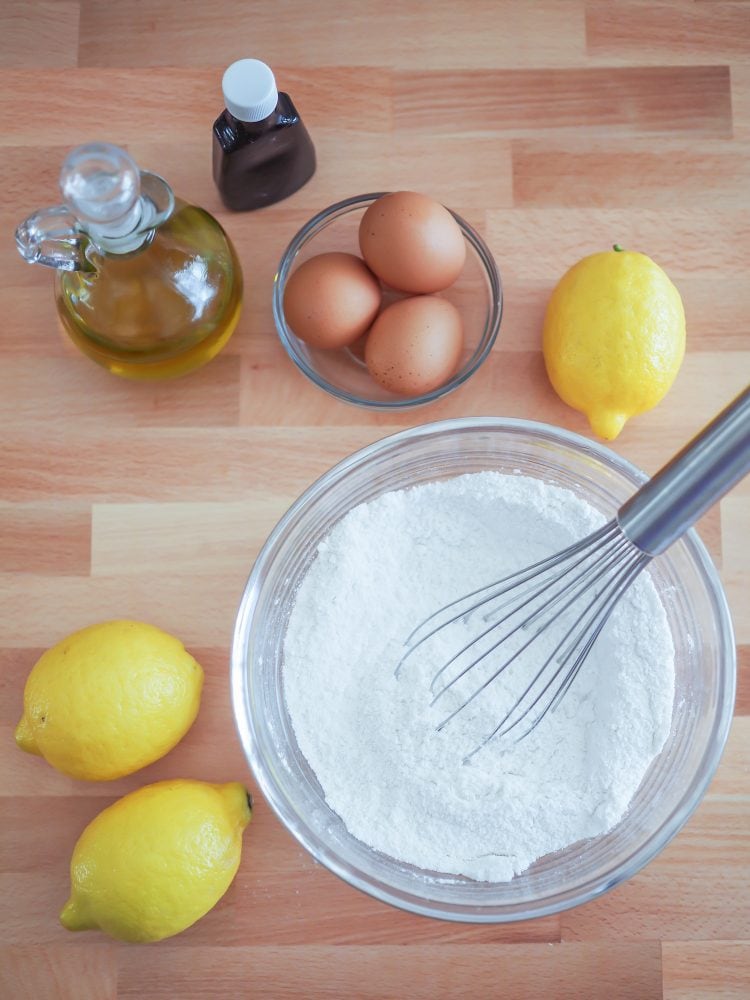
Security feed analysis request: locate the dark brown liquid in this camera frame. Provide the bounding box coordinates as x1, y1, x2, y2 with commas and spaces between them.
212, 93, 316, 211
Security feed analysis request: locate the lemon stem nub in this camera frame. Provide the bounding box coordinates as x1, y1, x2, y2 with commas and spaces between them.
14, 716, 40, 755
613, 244, 623, 252
60, 898, 97, 932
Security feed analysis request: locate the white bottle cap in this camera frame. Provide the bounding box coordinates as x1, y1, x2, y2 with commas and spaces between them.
222, 59, 279, 122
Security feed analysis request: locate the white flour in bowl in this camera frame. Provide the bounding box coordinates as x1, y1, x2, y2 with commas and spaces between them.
283, 471, 674, 882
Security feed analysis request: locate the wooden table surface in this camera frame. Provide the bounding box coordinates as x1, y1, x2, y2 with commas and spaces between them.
1, 2, 749, 998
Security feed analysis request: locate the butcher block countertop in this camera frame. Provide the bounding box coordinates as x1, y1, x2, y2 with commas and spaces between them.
1, 2, 749, 998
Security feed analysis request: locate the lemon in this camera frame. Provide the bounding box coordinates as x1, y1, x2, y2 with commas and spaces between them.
15, 620, 203, 780
542, 247, 685, 439
60, 779, 251, 942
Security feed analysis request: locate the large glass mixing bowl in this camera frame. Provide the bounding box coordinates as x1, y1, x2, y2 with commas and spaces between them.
231, 418, 735, 922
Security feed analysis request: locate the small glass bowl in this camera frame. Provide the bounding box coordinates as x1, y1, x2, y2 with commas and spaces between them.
231, 418, 736, 923
272, 193, 502, 409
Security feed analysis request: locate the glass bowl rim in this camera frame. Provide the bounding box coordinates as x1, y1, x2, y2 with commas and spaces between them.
271, 192, 503, 411
230, 416, 736, 923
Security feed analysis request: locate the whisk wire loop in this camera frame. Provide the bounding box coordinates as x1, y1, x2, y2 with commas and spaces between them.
399, 524, 618, 655
430, 524, 632, 708
469, 548, 650, 757
434, 529, 645, 738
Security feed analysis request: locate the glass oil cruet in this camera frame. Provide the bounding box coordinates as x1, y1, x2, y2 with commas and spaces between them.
15, 143, 243, 379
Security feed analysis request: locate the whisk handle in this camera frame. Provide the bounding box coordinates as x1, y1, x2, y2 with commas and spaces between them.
618, 384, 750, 556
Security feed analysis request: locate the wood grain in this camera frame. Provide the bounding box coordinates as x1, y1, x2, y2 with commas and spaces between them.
1, 1, 748, 998
114, 943, 663, 1000
75, 0, 587, 71
394, 66, 733, 136
662, 942, 750, 1000
586, 1, 750, 62
0, 2, 80, 69
512, 139, 750, 207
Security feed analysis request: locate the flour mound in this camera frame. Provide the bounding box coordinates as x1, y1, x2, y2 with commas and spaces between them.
283, 472, 675, 882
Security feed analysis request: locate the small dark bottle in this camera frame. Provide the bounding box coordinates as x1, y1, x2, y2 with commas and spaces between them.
213, 59, 316, 212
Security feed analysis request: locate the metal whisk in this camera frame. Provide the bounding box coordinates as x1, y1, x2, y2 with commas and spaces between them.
398, 386, 750, 759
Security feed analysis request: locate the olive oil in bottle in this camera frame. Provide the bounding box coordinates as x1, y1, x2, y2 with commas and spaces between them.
16, 143, 243, 380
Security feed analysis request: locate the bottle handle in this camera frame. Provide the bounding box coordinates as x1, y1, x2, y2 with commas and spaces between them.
15, 143, 176, 270
15, 206, 94, 272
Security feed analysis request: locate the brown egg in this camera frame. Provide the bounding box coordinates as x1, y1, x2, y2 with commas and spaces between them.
365, 296, 464, 396
283, 252, 382, 349
359, 191, 466, 294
